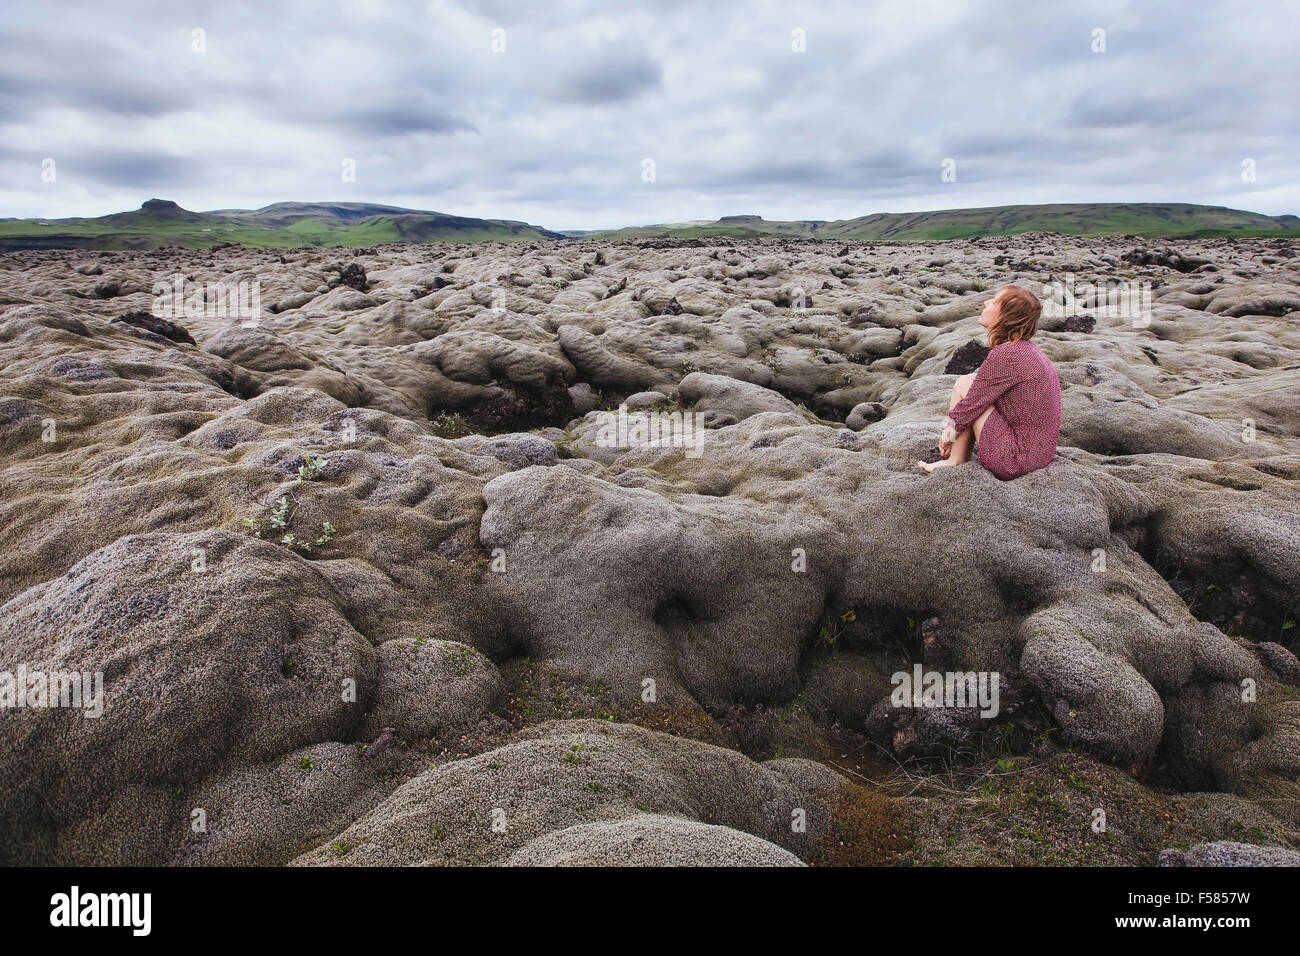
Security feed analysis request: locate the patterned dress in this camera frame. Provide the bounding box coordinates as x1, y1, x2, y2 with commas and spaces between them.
946, 339, 1061, 480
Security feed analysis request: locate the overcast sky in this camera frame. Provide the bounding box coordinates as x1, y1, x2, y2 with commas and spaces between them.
3, 0, 1297, 230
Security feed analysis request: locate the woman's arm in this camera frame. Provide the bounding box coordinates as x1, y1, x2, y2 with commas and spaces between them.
947, 347, 1021, 433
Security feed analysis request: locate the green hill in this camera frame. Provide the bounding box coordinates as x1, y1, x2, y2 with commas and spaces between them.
2, 200, 1296, 251
588, 203, 1300, 241
0, 199, 565, 251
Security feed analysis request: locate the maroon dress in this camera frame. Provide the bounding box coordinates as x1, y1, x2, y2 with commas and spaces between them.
947, 339, 1061, 480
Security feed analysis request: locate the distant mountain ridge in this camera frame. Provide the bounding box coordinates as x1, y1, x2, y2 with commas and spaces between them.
0, 200, 1295, 251
588, 203, 1300, 241
0, 199, 565, 251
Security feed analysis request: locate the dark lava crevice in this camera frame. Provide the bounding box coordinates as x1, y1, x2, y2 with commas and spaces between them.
1141, 545, 1296, 650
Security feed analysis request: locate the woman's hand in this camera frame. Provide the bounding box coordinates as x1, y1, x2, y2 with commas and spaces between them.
939, 417, 958, 457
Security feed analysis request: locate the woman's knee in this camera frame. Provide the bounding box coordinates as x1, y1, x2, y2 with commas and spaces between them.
951, 372, 976, 401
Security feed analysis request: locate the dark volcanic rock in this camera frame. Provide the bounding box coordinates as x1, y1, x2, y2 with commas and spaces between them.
1040, 313, 1097, 334
332, 262, 368, 291
1123, 247, 1210, 273
112, 309, 197, 345
943, 340, 990, 375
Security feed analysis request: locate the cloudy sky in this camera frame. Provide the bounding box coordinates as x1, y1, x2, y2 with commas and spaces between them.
3, 0, 1297, 229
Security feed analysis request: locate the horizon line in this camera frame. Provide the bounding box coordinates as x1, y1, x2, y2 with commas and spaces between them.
9, 196, 1298, 235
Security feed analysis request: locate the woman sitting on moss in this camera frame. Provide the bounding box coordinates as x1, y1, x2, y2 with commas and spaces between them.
918, 285, 1061, 480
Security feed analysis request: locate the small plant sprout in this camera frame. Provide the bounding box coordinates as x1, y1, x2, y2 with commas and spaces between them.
297, 454, 329, 481
281, 533, 309, 552
270, 497, 291, 529
240, 491, 335, 554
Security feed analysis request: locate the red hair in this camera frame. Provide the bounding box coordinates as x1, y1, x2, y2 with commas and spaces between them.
989, 285, 1042, 347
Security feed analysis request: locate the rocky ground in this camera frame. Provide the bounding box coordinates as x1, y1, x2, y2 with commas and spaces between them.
1, 234, 1297, 866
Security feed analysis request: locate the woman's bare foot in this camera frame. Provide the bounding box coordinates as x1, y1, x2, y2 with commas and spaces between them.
917, 458, 958, 473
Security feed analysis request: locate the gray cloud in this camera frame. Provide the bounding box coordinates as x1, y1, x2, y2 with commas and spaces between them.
335, 101, 479, 136
0, 0, 1295, 229
549, 37, 663, 104
1066, 90, 1193, 129
74, 150, 197, 188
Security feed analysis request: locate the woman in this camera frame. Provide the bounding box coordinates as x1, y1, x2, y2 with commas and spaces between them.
917, 284, 1061, 480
